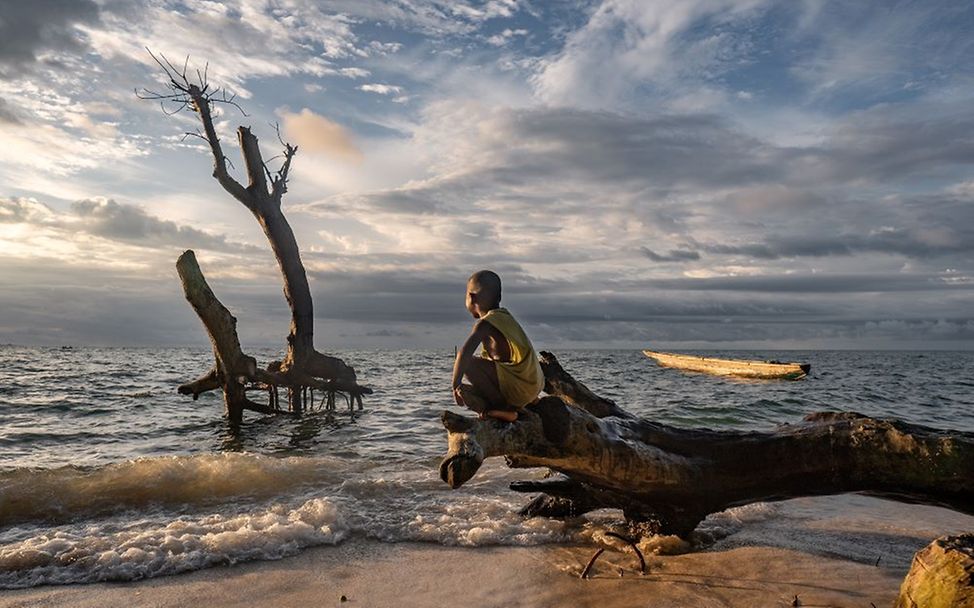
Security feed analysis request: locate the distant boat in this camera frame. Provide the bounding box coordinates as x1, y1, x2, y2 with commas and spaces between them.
642, 350, 810, 380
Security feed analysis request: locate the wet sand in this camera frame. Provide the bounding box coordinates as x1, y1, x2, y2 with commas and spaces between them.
0, 538, 905, 608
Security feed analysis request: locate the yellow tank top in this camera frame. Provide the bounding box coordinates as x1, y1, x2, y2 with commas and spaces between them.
480, 308, 544, 408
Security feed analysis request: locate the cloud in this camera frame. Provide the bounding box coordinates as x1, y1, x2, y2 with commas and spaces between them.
648, 273, 974, 294
358, 84, 405, 95
305, 100, 974, 267
309, 105, 783, 219
0, 259, 201, 346
0, 198, 57, 224
0, 0, 100, 76
339, 67, 371, 78
0, 98, 23, 124
640, 247, 701, 263
531, 0, 770, 110
698, 227, 974, 262
0, 197, 259, 255
279, 108, 362, 162
486, 28, 528, 46
366, 41, 403, 56
81, 2, 363, 97
788, 2, 974, 100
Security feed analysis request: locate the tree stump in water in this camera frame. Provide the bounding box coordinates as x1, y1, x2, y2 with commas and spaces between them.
896, 534, 974, 608
138, 53, 370, 422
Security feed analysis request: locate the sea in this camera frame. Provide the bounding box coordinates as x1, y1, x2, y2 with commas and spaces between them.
0, 346, 972, 589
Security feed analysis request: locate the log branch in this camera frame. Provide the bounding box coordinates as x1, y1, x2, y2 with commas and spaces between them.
177, 367, 220, 400
238, 126, 269, 198
539, 351, 629, 419
271, 141, 297, 202
176, 250, 259, 422
188, 85, 251, 209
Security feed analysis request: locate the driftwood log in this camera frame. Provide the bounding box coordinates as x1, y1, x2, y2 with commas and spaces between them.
440, 352, 974, 537
139, 53, 370, 422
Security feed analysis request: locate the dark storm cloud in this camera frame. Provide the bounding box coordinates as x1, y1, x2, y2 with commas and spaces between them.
699, 242, 777, 260
0, 197, 259, 254
649, 273, 974, 294
694, 190, 974, 262
822, 109, 974, 183
699, 231, 974, 261
527, 317, 974, 348
71, 199, 262, 252
2, 256, 970, 347
0, 0, 100, 76
71, 198, 262, 253
0, 259, 201, 346
640, 247, 700, 263
508, 110, 782, 188
301, 265, 828, 324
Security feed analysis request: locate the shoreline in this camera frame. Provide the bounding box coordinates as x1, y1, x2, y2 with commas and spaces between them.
0, 538, 907, 608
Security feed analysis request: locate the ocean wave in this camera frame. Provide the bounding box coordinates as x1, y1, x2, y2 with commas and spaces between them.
0, 453, 347, 526
0, 498, 347, 588
692, 502, 782, 544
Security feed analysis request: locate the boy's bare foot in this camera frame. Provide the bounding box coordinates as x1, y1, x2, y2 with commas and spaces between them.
485, 409, 518, 423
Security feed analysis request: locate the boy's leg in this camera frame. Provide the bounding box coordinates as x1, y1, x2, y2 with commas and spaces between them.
461, 357, 504, 408
464, 358, 520, 422
460, 357, 520, 421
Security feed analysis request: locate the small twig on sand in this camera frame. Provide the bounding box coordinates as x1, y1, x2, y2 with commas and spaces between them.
580, 548, 605, 579
605, 531, 647, 574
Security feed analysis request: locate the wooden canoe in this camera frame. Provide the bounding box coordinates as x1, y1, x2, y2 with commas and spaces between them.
642, 350, 810, 380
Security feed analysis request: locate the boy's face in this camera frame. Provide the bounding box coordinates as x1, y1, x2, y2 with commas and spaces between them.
465, 279, 483, 319
467, 280, 494, 319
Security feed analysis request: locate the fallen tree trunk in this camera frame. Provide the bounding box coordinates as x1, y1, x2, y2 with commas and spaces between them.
440, 352, 974, 537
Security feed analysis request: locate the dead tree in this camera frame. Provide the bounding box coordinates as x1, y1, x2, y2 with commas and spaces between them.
440, 352, 974, 537
138, 53, 370, 422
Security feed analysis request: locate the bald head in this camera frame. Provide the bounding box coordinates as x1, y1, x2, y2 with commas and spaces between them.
467, 269, 502, 309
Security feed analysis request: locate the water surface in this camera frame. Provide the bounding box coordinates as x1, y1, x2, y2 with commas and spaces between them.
0, 347, 971, 587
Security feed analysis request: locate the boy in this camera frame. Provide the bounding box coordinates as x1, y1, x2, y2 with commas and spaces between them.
451, 270, 544, 422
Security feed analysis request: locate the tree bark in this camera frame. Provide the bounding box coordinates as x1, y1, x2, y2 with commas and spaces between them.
439, 352, 974, 537
896, 534, 974, 608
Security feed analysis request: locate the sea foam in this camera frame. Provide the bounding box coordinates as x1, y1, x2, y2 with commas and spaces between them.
0, 497, 347, 588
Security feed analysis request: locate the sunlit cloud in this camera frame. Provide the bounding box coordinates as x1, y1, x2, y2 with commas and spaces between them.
279, 108, 362, 162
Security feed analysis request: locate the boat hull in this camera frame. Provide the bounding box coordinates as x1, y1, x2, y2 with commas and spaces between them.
642, 350, 810, 380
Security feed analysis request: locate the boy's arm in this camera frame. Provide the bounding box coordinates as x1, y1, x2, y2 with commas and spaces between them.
451, 321, 489, 404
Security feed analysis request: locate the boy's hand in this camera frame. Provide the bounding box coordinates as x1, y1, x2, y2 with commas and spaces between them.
453, 385, 465, 407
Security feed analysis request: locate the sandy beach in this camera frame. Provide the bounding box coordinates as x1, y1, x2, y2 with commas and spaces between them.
0, 536, 908, 608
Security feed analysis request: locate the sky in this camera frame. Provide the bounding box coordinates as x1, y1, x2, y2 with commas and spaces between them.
1, 0, 973, 350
